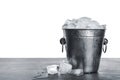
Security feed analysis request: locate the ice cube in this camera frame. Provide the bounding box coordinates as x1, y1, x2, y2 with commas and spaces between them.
76, 17, 91, 28
78, 17, 91, 24
59, 61, 72, 74
87, 20, 100, 29
71, 69, 83, 76
46, 65, 59, 75
101, 24, 106, 29
76, 21, 87, 28
63, 19, 78, 29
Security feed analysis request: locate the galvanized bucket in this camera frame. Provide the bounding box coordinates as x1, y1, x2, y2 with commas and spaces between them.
60, 29, 108, 73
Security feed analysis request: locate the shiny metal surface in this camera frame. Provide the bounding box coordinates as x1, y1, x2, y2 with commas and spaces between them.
63, 29, 105, 73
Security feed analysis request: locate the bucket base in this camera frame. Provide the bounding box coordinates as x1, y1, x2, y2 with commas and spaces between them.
84, 71, 98, 74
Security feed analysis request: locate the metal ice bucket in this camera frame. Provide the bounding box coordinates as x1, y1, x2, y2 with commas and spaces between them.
60, 29, 108, 73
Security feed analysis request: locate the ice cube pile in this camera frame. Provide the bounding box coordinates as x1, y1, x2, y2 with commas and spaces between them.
63, 17, 106, 29
47, 60, 83, 76
33, 61, 83, 79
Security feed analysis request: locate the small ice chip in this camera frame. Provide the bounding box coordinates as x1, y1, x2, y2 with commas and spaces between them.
33, 69, 48, 79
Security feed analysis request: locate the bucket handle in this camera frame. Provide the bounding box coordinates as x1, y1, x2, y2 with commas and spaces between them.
103, 38, 108, 53
60, 37, 108, 53
60, 37, 66, 52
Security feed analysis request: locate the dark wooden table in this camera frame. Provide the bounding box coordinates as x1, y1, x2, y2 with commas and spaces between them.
0, 58, 120, 80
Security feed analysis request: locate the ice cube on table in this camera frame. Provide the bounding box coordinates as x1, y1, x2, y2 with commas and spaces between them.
59, 61, 72, 74
71, 69, 83, 76
47, 65, 59, 75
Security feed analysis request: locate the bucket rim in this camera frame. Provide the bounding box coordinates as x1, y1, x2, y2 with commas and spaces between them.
62, 28, 106, 30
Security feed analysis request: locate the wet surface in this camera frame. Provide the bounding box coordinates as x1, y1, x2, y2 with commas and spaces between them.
0, 58, 120, 80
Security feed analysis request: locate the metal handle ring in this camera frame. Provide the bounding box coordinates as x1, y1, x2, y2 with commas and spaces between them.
60, 37, 66, 52
103, 38, 108, 53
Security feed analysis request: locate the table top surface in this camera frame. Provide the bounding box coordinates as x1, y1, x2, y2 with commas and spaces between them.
0, 58, 120, 80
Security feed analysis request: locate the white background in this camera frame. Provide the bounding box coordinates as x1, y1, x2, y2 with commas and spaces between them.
0, 0, 119, 58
